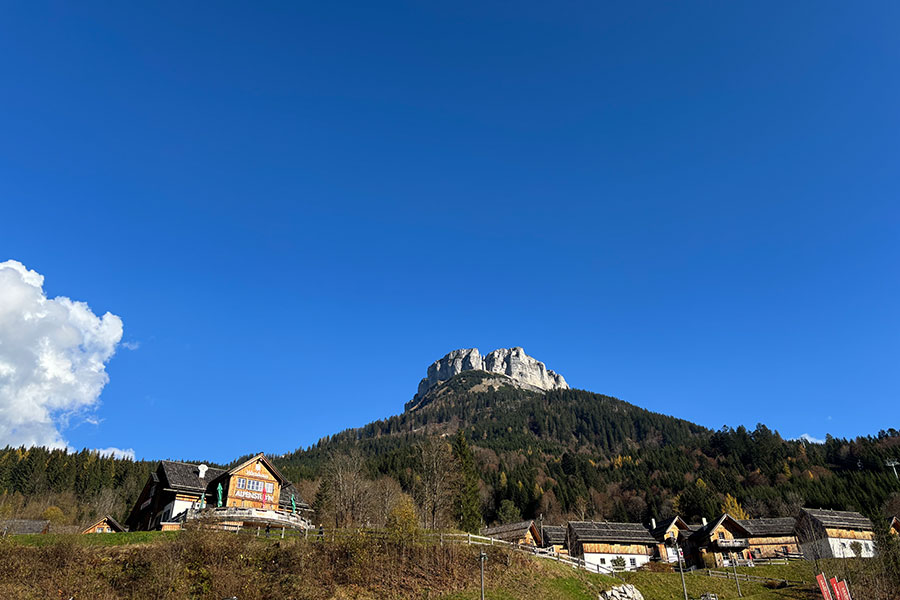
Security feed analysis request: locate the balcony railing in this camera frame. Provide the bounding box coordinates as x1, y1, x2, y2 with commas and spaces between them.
181, 507, 312, 530
716, 538, 749, 549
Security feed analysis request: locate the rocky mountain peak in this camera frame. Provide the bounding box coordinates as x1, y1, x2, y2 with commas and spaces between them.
413, 347, 568, 403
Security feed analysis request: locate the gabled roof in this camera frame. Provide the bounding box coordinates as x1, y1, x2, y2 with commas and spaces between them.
738, 517, 797, 537
649, 516, 690, 540
690, 514, 751, 541
801, 508, 872, 531
889, 517, 899, 532
159, 461, 226, 493
227, 453, 289, 484
0, 519, 49, 535
82, 515, 126, 533
541, 525, 567, 545
482, 520, 536, 541
568, 521, 657, 545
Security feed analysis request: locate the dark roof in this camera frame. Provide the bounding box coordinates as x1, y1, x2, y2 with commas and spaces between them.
649, 516, 690, 540
482, 520, 536, 540
690, 514, 752, 541
802, 508, 872, 531
568, 521, 657, 545
159, 461, 226, 492
83, 515, 126, 533
0, 519, 49, 535
738, 518, 797, 537
541, 525, 567, 545
278, 483, 310, 510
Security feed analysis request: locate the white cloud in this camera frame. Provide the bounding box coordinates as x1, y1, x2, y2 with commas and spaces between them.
121, 341, 140, 350
95, 446, 135, 460
796, 433, 825, 444
0, 260, 123, 448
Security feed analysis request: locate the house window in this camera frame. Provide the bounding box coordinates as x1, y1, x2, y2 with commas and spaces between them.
718, 532, 726, 540
630, 558, 637, 567
265, 482, 274, 494
247, 479, 264, 492
599, 558, 606, 565
237, 478, 247, 489
782, 546, 789, 555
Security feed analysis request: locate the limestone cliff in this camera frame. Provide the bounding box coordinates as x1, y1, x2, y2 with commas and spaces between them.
413, 347, 568, 403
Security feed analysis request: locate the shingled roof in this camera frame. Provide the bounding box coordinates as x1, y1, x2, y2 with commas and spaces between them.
649, 516, 691, 541
482, 520, 536, 541
541, 525, 567, 545
568, 521, 657, 545
738, 517, 797, 537
0, 519, 50, 535
159, 461, 226, 492
802, 508, 872, 531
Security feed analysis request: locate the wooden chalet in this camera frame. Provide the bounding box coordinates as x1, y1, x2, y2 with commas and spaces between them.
126, 453, 311, 532
567, 521, 657, 571
890, 516, 899, 536
647, 516, 692, 563
737, 517, 800, 559
481, 520, 541, 546
796, 508, 875, 559
540, 525, 569, 555
688, 514, 754, 567
82, 515, 126, 534
0, 519, 50, 536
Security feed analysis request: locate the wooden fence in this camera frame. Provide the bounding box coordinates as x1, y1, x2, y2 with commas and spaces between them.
220, 525, 622, 578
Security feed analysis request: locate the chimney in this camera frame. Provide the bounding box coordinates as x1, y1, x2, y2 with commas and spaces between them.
701, 517, 708, 526
651, 518, 657, 529
198, 464, 208, 479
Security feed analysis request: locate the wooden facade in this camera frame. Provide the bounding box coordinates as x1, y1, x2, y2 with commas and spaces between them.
890, 517, 899, 537
481, 520, 541, 546
125, 453, 310, 532
796, 508, 876, 559
81, 515, 125, 534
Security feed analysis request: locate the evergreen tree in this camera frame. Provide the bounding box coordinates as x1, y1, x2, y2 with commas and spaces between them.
452, 431, 482, 533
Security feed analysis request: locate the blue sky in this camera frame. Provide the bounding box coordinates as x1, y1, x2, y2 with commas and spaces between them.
1, 2, 897, 462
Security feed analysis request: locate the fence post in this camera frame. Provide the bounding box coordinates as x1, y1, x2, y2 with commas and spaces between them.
281, 527, 285, 539
468, 533, 471, 545
440, 533, 443, 546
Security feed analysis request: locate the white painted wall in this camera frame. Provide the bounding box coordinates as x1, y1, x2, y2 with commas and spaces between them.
583, 552, 651, 572
801, 537, 875, 559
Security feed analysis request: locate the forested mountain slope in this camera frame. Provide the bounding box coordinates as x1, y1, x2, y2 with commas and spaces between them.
1, 371, 898, 529
272, 372, 900, 526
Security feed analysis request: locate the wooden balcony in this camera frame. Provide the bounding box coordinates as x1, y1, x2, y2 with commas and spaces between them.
182, 507, 312, 530
716, 538, 749, 549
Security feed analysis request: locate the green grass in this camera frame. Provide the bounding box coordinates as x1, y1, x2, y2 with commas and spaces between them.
621, 570, 817, 600
439, 559, 619, 600
5, 530, 180, 546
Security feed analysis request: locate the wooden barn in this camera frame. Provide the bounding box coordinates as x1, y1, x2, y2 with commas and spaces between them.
481, 520, 542, 546
125, 453, 311, 532
796, 508, 875, 559
0, 519, 50, 536
737, 517, 800, 559
82, 515, 126, 534
647, 516, 693, 563
567, 521, 657, 571
540, 524, 569, 555
688, 514, 754, 567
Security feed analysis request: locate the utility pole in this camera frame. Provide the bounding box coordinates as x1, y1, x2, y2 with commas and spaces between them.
479, 551, 487, 600
730, 552, 743, 597
668, 537, 688, 600
887, 459, 899, 482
